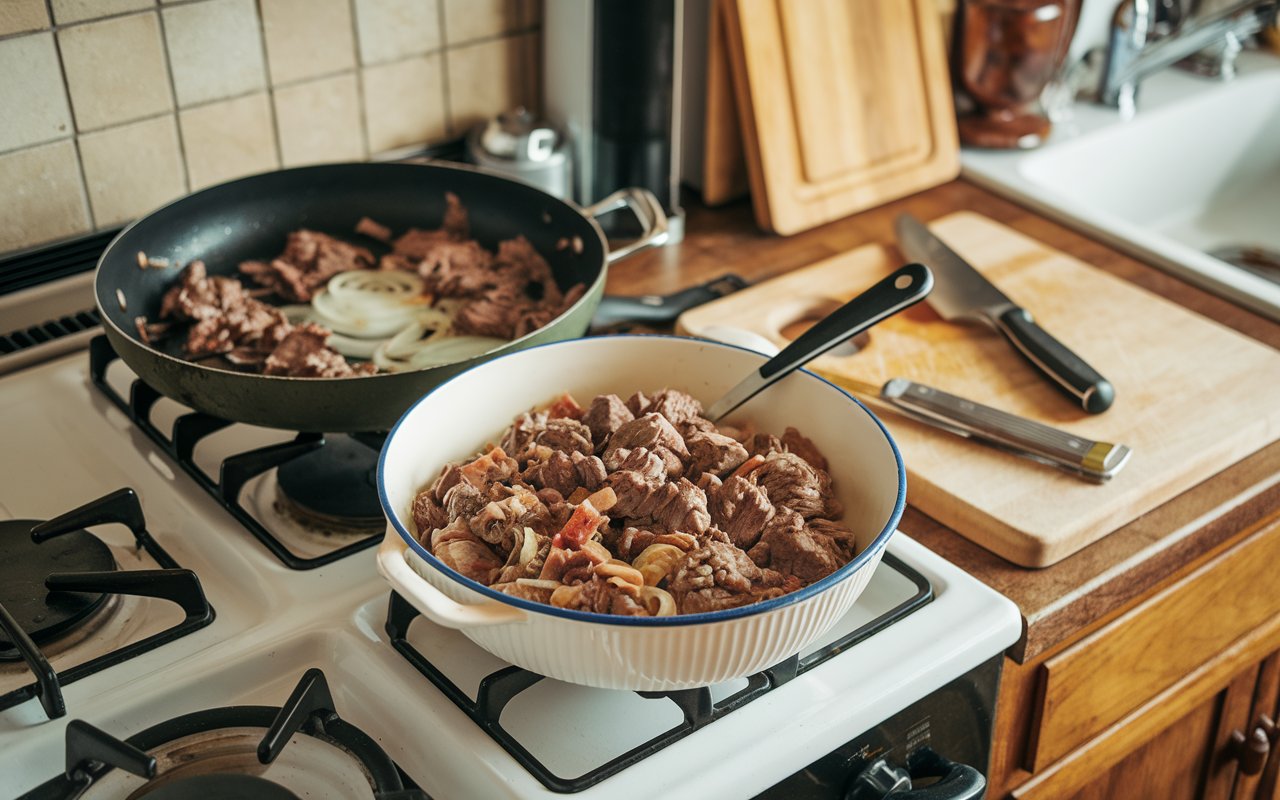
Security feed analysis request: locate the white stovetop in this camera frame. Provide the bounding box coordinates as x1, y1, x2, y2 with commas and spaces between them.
0, 350, 1021, 799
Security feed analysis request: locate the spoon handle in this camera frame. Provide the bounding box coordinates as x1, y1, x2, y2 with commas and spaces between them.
704, 262, 934, 422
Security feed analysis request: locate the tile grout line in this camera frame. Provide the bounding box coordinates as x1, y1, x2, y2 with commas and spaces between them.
253, 0, 286, 170
153, 5, 193, 196
1, 23, 543, 159
346, 0, 371, 161
1, 3, 174, 43
0, 15, 538, 55
439, 0, 453, 138
44, 0, 96, 233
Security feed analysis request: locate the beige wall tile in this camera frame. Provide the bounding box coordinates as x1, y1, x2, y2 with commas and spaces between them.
79, 115, 185, 226
51, 0, 154, 25
260, 0, 355, 85
442, 0, 531, 44
0, 0, 49, 36
274, 72, 364, 166
179, 92, 279, 189
58, 12, 173, 131
353, 0, 440, 65
163, 0, 266, 106
446, 34, 534, 135
0, 34, 73, 154
0, 141, 91, 252
361, 53, 447, 152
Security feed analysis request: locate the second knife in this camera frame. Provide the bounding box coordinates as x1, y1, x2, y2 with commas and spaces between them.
829, 374, 1131, 482
895, 213, 1115, 414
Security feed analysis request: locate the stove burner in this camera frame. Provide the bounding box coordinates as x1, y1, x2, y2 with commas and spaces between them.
140, 774, 300, 800
0, 488, 214, 722
275, 436, 384, 532
90, 338, 385, 569
27, 669, 425, 800
0, 519, 116, 658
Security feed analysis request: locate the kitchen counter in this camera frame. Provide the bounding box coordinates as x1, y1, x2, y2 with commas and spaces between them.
607, 180, 1280, 664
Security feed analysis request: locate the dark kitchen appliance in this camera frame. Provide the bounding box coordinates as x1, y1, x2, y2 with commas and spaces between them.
543, 0, 687, 242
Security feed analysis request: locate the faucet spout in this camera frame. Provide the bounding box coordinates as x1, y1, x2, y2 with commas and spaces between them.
1098, 0, 1278, 113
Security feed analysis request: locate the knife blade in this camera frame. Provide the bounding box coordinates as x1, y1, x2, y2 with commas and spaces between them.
894, 213, 1116, 414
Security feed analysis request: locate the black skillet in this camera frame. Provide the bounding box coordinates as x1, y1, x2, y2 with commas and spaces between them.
94, 162, 676, 433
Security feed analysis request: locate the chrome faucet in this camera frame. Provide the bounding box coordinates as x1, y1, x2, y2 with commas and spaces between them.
1097, 0, 1278, 115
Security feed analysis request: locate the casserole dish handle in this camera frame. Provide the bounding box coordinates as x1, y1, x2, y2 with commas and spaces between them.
377, 533, 527, 629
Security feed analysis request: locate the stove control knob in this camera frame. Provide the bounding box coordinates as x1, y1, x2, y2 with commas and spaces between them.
844, 750, 986, 800
846, 758, 912, 800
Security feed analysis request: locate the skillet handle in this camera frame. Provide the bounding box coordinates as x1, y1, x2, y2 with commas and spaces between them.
583, 187, 671, 264
376, 532, 527, 629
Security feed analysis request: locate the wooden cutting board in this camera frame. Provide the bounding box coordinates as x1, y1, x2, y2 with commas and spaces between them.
676, 212, 1280, 567
720, 0, 960, 235
700, 0, 751, 206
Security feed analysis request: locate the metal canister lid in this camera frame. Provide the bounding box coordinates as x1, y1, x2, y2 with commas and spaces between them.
474, 107, 560, 163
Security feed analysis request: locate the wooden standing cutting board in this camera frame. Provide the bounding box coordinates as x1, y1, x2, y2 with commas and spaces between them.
720, 0, 960, 235
677, 213, 1280, 567
700, 0, 751, 206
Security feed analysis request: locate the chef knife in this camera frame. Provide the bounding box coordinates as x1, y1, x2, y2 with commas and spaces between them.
894, 213, 1115, 414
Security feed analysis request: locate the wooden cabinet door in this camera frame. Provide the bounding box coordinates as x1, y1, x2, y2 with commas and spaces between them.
1252, 652, 1280, 800
1060, 665, 1259, 800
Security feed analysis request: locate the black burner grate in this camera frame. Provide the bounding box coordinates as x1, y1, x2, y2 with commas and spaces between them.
0, 489, 214, 720
89, 336, 384, 570
384, 551, 932, 794
20, 669, 428, 800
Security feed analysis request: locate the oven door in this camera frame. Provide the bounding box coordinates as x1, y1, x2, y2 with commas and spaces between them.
757, 655, 1002, 799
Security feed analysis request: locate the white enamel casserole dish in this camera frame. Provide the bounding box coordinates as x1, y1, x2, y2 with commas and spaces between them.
376, 335, 906, 691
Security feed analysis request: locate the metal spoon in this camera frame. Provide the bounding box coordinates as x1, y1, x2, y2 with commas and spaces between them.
704, 262, 934, 423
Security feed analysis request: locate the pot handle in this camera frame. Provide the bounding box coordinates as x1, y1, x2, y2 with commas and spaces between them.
583, 187, 671, 264
376, 532, 527, 629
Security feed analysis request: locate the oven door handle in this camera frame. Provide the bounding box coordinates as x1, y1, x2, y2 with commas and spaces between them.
848, 749, 985, 800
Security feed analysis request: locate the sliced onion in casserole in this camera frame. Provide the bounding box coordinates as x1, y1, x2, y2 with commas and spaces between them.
514, 578, 561, 591
517, 526, 540, 566
639, 586, 676, 616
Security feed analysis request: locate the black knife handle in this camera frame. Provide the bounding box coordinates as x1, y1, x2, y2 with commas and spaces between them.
995, 308, 1115, 413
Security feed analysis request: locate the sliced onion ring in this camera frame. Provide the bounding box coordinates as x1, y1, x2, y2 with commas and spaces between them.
639, 586, 677, 616
311, 270, 428, 338
514, 578, 561, 590
373, 325, 506, 372
517, 526, 540, 566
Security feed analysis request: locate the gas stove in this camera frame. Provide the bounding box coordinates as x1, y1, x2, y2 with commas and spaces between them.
0, 236, 1022, 799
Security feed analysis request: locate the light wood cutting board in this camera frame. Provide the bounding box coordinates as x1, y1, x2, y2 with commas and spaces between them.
720, 0, 960, 235
676, 212, 1280, 567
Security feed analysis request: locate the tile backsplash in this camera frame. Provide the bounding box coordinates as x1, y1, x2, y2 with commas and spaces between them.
0, 0, 540, 255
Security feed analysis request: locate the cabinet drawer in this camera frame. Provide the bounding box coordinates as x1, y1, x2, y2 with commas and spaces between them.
1029, 521, 1280, 770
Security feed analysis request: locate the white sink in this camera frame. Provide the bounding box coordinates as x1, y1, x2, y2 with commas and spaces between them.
963, 51, 1280, 322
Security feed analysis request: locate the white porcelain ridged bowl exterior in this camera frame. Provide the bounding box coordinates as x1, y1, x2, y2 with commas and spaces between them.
377, 335, 905, 691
